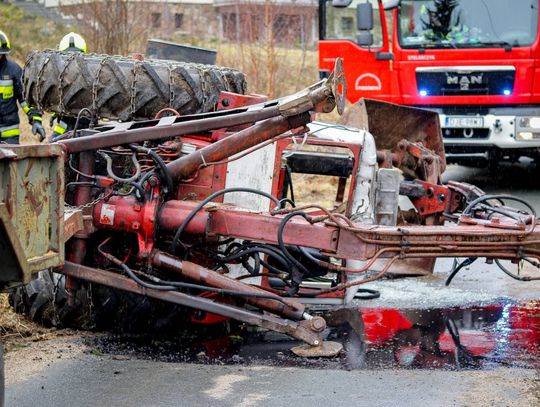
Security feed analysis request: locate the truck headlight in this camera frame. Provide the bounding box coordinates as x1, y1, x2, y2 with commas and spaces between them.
516, 116, 540, 140
516, 132, 534, 141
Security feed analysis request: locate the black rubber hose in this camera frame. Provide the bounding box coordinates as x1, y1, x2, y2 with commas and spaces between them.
479, 203, 522, 222
494, 259, 539, 281
236, 241, 291, 262
298, 246, 326, 265
127, 181, 147, 202
277, 211, 312, 276
260, 258, 291, 278
217, 246, 291, 271
130, 144, 174, 197
445, 257, 477, 286
282, 164, 295, 203
279, 198, 296, 208
170, 187, 281, 255
104, 250, 291, 304
463, 194, 537, 218
286, 165, 295, 204
354, 288, 381, 300
252, 252, 261, 275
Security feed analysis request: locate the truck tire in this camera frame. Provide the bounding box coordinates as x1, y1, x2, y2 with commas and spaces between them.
23, 50, 247, 122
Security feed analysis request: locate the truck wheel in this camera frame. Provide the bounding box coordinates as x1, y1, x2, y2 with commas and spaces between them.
23, 50, 247, 122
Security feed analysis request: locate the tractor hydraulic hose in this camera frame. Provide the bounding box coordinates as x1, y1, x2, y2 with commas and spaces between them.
463, 194, 537, 218
353, 288, 381, 300
152, 250, 307, 320
97, 239, 293, 303
445, 257, 478, 286
494, 259, 540, 281
217, 247, 291, 271
129, 144, 174, 197
170, 187, 282, 255
277, 211, 312, 277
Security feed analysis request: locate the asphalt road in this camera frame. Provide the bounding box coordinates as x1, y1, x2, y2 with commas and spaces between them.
5, 163, 540, 407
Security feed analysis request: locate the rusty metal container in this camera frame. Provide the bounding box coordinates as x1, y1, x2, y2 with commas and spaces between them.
0, 144, 65, 290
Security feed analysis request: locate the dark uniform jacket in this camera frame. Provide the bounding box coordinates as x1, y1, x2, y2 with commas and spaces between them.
0, 57, 25, 141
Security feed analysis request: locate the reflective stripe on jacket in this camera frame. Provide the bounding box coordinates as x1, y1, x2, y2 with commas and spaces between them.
0, 124, 20, 138
0, 57, 23, 130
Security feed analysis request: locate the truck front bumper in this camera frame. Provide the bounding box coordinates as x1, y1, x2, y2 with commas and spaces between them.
439, 112, 540, 161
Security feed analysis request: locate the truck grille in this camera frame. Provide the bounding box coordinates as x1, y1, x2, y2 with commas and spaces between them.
416, 68, 515, 96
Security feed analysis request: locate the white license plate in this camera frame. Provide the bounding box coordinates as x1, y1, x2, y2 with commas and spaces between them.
445, 117, 484, 128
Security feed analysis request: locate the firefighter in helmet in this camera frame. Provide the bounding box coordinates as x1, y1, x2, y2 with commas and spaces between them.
58, 32, 88, 53
0, 30, 45, 144
50, 32, 89, 141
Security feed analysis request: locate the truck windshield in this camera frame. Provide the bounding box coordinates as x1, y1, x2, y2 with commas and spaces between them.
399, 0, 539, 48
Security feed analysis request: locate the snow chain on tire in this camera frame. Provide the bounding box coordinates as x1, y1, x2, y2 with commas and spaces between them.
23, 50, 247, 121
9, 271, 191, 332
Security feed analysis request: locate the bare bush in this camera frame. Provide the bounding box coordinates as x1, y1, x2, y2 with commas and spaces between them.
59, 0, 150, 55
215, 0, 319, 98
0, 4, 66, 63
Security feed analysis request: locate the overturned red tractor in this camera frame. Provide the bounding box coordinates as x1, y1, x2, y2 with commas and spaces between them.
1, 51, 539, 356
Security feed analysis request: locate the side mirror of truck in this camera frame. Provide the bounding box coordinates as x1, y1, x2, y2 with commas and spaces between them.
357, 3, 374, 31
356, 3, 374, 46
382, 0, 400, 10
332, 0, 353, 7
357, 32, 374, 46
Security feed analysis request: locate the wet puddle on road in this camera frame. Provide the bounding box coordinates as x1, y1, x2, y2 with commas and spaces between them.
86, 300, 540, 370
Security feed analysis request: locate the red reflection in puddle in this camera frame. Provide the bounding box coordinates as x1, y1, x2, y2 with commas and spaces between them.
359, 301, 540, 368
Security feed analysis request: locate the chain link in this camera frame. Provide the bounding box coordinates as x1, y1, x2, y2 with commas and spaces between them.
86, 282, 94, 323
58, 52, 77, 117
52, 270, 61, 326
35, 56, 50, 111
198, 65, 209, 111
168, 63, 175, 108
130, 60, 140, 120
65, 191, 110, 211
92, 58, 108, 118
21, 51, 36, 103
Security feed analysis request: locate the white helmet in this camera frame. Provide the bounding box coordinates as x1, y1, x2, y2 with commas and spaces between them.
0, 31, 11, 54
58, 32, 87, 53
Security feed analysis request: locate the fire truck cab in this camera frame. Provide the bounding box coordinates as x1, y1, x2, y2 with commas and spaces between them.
319, 0, 540, 166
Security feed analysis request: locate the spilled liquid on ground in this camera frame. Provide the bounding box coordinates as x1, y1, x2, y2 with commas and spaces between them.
87, 299, 540, 370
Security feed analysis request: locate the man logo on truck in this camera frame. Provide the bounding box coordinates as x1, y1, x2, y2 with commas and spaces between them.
446, 74, 483, 91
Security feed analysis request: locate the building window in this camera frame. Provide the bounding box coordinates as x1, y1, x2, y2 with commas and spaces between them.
175, 13, 184, 29
341, 16, 353, 32
152, 13, 161, 28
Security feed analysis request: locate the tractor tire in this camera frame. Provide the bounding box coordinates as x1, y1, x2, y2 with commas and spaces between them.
23, 50, 247, 122
9, 270, 94, 329
9, 271, 189, 333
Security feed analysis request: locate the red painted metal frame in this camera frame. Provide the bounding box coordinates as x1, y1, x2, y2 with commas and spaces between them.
217, 91, 268, 110
94, 196, 540, 265
271, 136, 362, 216
174, 137, 228, 202
409, 181, 449, 217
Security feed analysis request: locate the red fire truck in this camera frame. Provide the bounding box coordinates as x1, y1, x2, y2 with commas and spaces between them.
319, 0, 540, 166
